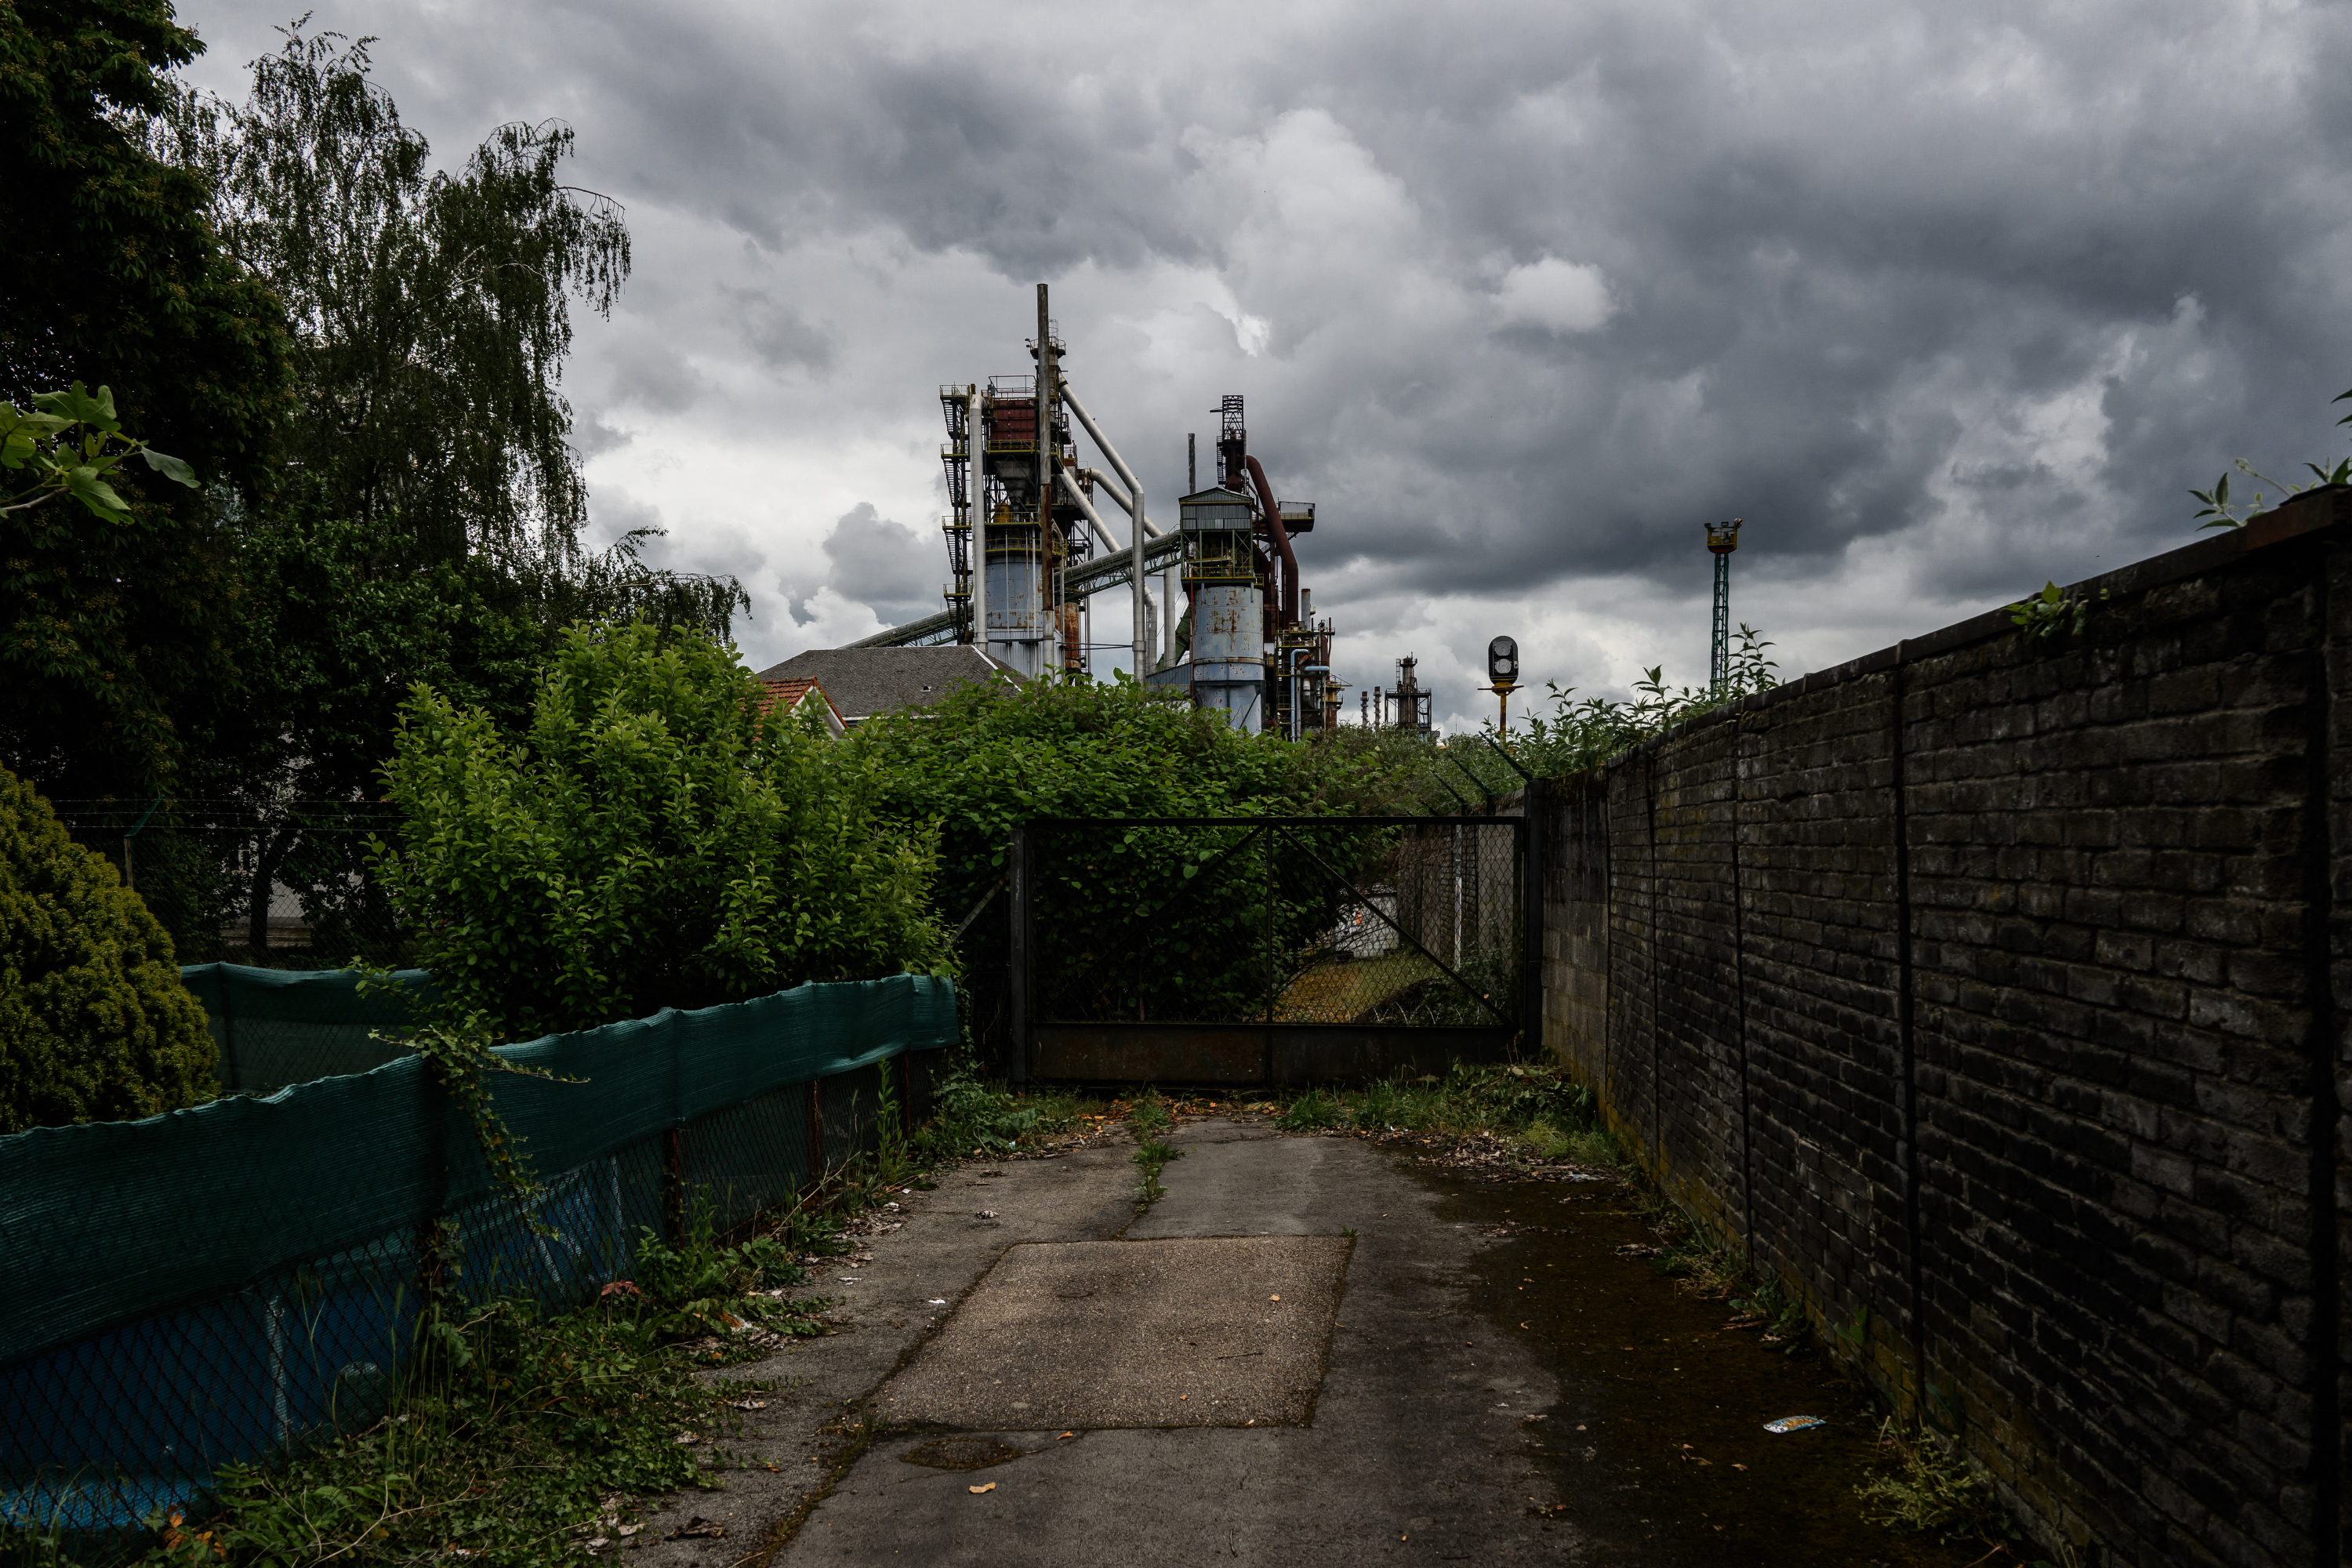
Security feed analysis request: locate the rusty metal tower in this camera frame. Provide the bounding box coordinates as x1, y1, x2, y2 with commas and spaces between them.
1707, 517, 1742, 694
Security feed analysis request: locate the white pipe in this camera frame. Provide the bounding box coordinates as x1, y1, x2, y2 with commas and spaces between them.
1078, 467, 1163, 537
1061, 382, 1148, 683
967, 385, 985, 655
1057, 468, 1160, 662
1058, 468, 1124, 556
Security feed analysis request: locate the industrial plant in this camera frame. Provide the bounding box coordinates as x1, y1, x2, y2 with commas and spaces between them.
844, 285, 1343, 736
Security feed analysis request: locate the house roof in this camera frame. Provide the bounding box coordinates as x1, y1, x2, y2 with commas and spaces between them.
757, 677, 845, 737
753, 645, 1020, 724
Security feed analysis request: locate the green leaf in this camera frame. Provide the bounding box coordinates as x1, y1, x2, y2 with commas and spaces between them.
63, 466, 130, 521
33, 382, 119, 431
140, 447, 199, 488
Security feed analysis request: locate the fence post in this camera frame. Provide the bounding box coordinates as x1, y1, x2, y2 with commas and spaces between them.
220, 971, 241, 1093
1007, 824, 1031, 1086
806, 1079, 826, 1184
662, 1128, 685, 1241
1523, 779, 1545, 1058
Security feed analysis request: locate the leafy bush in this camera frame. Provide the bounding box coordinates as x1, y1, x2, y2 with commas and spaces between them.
0, 767, 216, 1131
852, 670, 1417, 907
851, 673, 1424, 1046
375, 621, 949, 1041
622, 1189, 822, 1344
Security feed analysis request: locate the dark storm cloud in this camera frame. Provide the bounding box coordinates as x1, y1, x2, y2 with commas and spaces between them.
194, 0, 2352, 686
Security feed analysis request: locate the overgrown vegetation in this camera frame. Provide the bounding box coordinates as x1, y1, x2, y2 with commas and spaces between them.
913, 1065, 1089, 1160
1269, 1062, 1602, 1148
1852, 1418, 2075, 1563
2005, 581, 2108, 642
122, 1181, 836, 1568
6, 1054, 1099, 1568
1419, 626, 1780, 803
2188, 384, 2352, 531
376, 621, 949, 1044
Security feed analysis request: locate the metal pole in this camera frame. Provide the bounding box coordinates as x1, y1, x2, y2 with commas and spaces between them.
1007, 825, 1031, 1085
969, 386, 986, 653
1036, 285, 1054, 672
1712, 550, 1730, 694
1522, 782, 1545, 1054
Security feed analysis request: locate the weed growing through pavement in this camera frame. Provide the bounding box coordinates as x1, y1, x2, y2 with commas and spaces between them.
1131, 1138, 1184, 1211
1265, 1061, 1598, 1151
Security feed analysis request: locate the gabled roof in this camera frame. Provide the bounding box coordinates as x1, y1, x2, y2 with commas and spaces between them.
757, 677, 846, 738
753, 645, 1021, 724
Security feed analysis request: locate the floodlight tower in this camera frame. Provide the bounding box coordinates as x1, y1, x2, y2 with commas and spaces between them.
1707, 517, 1743, 694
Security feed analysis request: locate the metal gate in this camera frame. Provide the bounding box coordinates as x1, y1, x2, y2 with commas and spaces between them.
1007, 815, 1536, 1087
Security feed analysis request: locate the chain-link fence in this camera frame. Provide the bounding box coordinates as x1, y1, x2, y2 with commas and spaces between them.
1035, 817, 1523, 1030
0, 974, 953, 1548
49, 800, 410, 971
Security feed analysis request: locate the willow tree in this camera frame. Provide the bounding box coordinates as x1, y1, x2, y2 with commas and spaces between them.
161, 29, 619, 579
145, 28, 743, 960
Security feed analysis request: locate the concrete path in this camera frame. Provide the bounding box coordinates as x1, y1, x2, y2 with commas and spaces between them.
619, 1117, 1577, 1566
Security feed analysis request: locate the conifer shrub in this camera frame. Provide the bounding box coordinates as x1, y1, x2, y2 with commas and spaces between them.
0, 767, 218, 1132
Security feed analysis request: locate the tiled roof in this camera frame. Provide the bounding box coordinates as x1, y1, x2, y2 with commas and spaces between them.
752, 646, 1020, 724
757, 676, 845, 735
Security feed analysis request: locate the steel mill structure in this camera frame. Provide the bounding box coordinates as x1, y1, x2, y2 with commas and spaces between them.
849, 285, 1342, 735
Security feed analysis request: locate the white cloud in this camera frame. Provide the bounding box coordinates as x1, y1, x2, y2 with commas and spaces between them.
1494, 258, 1616, 335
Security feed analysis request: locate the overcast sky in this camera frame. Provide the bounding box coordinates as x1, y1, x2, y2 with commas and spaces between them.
179, 0, 2352, 732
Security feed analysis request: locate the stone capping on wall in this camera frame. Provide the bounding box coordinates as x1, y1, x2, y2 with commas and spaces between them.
1617, 483, 2352, 760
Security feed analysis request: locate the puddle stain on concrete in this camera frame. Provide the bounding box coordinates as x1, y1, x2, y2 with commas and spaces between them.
898, 1437, 1025, 1472
1428, 1173, 1987, 1568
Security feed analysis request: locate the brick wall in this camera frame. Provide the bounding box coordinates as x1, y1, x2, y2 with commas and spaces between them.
1535, 491, 2352, 1568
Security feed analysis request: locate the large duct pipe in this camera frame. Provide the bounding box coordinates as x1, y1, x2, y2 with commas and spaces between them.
967, 385, 985, 655
1057, 468, 1123, 556
1243, 455, 1298, 628
1077, 468, 1163, 536
1062, 381, 1149, 684
1058, 470, 1159, 673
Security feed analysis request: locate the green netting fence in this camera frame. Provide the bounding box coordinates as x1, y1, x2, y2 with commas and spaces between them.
0, 970, 957, 1544
180, 964, 442, 1097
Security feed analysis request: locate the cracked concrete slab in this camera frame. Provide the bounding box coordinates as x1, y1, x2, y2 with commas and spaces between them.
777, 1117, 1570, 1566
880, 1234, 1349, 1429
